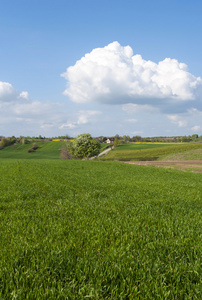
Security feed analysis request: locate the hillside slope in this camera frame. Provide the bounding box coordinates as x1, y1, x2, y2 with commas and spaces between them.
0, 141, 66, 159
102, 143, 202, 161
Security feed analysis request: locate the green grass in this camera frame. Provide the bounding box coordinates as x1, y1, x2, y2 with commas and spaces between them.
1, 142, 202, 162
102, 143, 202, 161
161, 148, 202, 161
0, 141, 65, 159
100, 143, 109, 151
0, 142, 109, 159
0, 159, 201, 299
115, 143, 174, 151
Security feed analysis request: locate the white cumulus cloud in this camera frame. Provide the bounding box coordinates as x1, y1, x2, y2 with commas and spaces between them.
19, 91, 29, 101
191, 125, 200, 131
167, 114, 187, 128
59, 110, 101, 130
0, 81, 70, 136
0, 81, 29, 102
61, 42, 202, 113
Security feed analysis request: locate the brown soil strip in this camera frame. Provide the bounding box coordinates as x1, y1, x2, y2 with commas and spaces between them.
122, 160, 202, 173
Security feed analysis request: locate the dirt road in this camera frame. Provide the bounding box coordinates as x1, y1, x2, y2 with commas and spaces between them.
89, 146, 114, 160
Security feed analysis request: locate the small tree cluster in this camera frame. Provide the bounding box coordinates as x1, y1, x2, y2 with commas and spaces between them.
21, 137, 30, 145
27, 143, 39, 153
0, 137, 16, 149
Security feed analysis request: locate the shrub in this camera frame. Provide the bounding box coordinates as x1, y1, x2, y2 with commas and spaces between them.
68, 133, 100, 159
0, 138, 11, 148
32, 143, 39, 150
60, 146, 72, 160
27, 148, 35, 153
27, 143, 39, 153
21, 137, 30, 145
113, 137, 118, 148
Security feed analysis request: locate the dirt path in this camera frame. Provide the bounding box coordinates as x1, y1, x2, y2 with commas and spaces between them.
122, 160, 202, 172
89, 146, 114, 160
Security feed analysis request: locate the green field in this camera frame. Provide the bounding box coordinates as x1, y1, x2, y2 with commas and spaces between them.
161, 148, 202, 161
102, 143, 202, 161
0, 159, 201, 299
0, 141, 66, 159
114, 143, 175, 151
0, 141, 108, 160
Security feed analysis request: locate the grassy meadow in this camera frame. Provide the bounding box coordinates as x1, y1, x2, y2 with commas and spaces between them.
0, 140, 108, 160
0, 141, 65, 159
114, 143, 175, 151
102, 143, 202, 161
0, 158, 201, 299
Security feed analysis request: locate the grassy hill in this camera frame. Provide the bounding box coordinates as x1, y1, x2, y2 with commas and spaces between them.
101, 143, 202, 161
161, 148, 202, 161
0, 141, 109, 159
113, 143, 175, 151
0, 141, 66, 159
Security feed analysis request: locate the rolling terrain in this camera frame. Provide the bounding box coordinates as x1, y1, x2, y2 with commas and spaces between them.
101, 143, 202, 163
0, 141, 66, 159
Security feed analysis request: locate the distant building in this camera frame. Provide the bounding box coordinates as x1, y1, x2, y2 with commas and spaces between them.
106, 138, 115, 144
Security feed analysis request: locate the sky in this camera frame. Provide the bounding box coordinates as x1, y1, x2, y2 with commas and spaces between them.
0, 0, 202, 138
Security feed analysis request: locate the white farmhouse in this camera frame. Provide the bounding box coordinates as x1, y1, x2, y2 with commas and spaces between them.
106, 138, 115, 144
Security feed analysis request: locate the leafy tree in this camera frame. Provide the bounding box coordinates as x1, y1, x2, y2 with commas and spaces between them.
122, 135, 131, 143
10, 137, 17, 144
192, 134, 198, 140
97, 136, 107, 143
32, 143, 39, 150
113, 137, 118, 148
68, 133, 100, 159
21, 137, 30, 145
132, 135, 142, 142
182, 136, 190, 142
0, 138, 10, 148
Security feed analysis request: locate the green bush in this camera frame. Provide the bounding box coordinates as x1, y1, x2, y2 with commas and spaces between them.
68, 133, 100, 159
32, 143, 39, 150
27, 148, 35, 153
0, 138, 11, 148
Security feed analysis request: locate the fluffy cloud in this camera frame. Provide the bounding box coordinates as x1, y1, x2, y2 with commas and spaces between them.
0, 99, 65, 134
122, 103, 156, 114
59, 110, 101, 130
167, 114, 187, 127
62, 42, 202, 112
127, 118, 138, 123
0, 79, 104, 136
0, 81, 29, 102
19, 91, 29, 101
0, 81, 68, 135
191, 125, 200, 131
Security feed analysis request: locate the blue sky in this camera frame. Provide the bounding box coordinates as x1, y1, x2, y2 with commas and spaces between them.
0, 0, 202, 137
